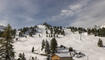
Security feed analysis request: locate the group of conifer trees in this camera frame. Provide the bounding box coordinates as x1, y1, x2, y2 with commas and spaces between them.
41, 38, 58, 54
97, 38, 103, 47
0, 24, 15, 60
67, 26, 105, 37
18, 26, 37, 37
0, 24, 27, 60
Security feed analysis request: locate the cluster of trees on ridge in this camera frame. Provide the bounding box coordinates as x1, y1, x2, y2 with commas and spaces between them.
18, 26, 37, 37
43, 22, 65, 37
41, 38, 58, 54
67, 26, 105, 37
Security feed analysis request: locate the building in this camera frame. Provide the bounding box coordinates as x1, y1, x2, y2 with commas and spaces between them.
51, 53, 73, 60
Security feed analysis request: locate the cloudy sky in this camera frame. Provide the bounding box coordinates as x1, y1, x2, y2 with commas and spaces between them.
0, 0, 105, 28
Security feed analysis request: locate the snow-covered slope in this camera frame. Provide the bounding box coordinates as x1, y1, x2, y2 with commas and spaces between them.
100, 24, 105, 28
0, 25, 5, 31
14, 25, 105, 60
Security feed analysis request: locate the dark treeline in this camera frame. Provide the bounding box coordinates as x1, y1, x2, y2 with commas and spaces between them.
18, 26, 37, 37
67, 26, 105, 37
18, 22, 105, 37
43, 22, 65, 38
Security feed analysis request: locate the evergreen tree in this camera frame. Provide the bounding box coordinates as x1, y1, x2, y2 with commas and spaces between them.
31, 57, 34, 60
39, 34, 41, 37
32, 47, 34, 53
46, 31, 48, 34
98, 39, 103, 47
29, 57, 35, 60
11, 29, 16, 38
41, 40, 45, 50
69, 47, 73, 52
61, 30, 65, 35
29, 32, 33, 37
17, 53, 26, 60
47, 55, 50, 60
19, 32, 23, 37
45, 40, 50, 54
17, 53, 22, 60
50, 38, 57, 53
0, 24, 15, 60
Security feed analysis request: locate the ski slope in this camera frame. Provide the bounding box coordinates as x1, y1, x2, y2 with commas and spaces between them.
13, 25, 105, 60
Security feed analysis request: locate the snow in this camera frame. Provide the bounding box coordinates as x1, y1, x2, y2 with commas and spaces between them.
13, 25, 105, 60
0, 25, 5, 31
56, 53, 72, 57
57, 48, 69, 53
100, 24, 105, 28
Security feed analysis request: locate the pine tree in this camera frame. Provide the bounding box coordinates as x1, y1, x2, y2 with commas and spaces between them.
17, 53, 22, 60
29, 32, 33, 37
61, 30, 65, 35
39, 34, 41, 37
47, 55, 50, 60
32, 47, 34, 53
45, 40, 50, 54
69, 47, 73, 52
11, 29, 16, 38
19, 32, 23, 37
46, 31, 48, 34
98, 39, 103, 47
50, 38, 57, 53
0, 24, 15, 60
41, 40, 45, 50
17, 53, 26, 60
31, 57, 34, 60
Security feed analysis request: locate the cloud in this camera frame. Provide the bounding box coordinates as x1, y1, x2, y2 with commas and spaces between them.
47, 0, 88, 26
48, 0, 105, 27
0, 0, 105, 28
71, 0, 105, 27
0, 0, 40, 28
0, 0, 75, 28
0, 20, 8, 26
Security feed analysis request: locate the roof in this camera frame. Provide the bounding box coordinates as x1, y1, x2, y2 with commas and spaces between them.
53, 47, 73, 58
57, 47, 69, 53
55, 53, 72, 57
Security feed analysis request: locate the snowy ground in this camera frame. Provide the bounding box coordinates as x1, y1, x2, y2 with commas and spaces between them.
13, 25, 105, 60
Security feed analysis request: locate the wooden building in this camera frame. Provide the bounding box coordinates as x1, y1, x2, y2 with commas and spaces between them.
51, 53, 73, 60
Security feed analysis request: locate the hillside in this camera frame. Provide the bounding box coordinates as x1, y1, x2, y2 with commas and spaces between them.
13, 24, 105, 60
0, 25, 5, 31
101, 24, 105, 28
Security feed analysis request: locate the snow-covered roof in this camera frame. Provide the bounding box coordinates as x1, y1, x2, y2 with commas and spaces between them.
55, 53, 72, 57
57, 48, 69, 53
